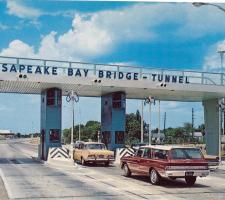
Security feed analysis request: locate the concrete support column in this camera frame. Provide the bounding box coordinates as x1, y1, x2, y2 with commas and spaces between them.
203, 99, 220, 156
39, 88, 62, 160
101, 92, 126, 150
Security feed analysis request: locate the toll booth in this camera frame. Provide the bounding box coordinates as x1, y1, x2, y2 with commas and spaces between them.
39, 88, 62, 160
101, 92, 126, 150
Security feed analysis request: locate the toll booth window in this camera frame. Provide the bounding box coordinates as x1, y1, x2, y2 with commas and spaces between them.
102, 131, 111, 147
56, 89, 62, 106
47, 89, 55, 106
49, 129, 60, 143
115, 131, 124, 144
112, 93, 122, 108
47, 89, 61, 106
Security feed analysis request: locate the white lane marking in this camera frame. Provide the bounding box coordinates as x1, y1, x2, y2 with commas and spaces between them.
0, 168, 13, 199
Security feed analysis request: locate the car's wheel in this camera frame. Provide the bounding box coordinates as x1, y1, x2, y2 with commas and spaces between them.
105, 161, 110, 167
170, 177, 177, 180
185, 176, 196, 186
150, 169, 160, 185
81, 158, 86, 166
123, 164, 131, 177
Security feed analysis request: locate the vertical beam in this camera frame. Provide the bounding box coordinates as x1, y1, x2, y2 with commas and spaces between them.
203, 99, 220, 156
101, 92, 126, 150
39, 88, 62, 160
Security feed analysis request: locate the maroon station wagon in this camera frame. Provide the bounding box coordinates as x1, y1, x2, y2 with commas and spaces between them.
120, 145, 210, 186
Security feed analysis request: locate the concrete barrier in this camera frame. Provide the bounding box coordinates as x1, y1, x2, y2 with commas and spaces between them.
47, 147, 75, 167
114, 147, 135, 164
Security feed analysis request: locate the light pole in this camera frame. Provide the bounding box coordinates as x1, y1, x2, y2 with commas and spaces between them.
66, 90, 79, 160
218, 50, 225, 72
158, 100, 161, 144
193, 2, 225, 13
141, 100, 144, 143
78, 107, 81, 141
144, 96, 155, 145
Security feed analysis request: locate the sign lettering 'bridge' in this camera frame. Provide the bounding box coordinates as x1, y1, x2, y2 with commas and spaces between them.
0, 56, 225, 101
1, 63, 189, 84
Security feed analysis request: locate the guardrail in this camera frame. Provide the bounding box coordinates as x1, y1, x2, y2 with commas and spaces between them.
0, 56, 224, 86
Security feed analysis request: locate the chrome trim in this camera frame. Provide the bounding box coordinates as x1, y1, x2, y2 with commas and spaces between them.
85, 158, 115, 162
160, 170, 210, 177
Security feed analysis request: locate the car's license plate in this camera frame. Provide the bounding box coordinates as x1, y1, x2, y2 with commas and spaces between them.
185, 171, 194, 176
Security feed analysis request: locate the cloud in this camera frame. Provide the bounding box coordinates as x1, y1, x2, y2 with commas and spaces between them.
0, 4, 178, 60
177, 4, 225, 38
0, 40, 35, 58
6, 0, 42, 19
203, 39, 225, 72
2, 3, 225, 61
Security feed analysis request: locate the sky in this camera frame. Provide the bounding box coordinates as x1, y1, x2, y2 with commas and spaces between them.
0, 0, 225, 134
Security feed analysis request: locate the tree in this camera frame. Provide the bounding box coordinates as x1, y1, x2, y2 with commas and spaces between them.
125, 110, 148, 145
63, 128, 71, 144
62, 121, 101, 144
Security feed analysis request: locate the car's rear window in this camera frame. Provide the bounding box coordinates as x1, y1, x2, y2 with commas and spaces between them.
171, 148, 202, 159
85, 143, 106, 150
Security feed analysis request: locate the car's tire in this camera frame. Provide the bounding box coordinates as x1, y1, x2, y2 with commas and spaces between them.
123, 164, 131, 177
81, 158, 86, 166
149, 169, 161, 185
170, 177, 177, 180
185, 176, 196, 186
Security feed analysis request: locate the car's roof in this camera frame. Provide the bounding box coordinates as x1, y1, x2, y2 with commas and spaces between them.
140, 145, 200, 151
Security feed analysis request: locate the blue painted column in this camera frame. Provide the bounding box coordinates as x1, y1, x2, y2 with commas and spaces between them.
203, 99, 220, 156
39, 88, 62, 160
101, 92, 126, 150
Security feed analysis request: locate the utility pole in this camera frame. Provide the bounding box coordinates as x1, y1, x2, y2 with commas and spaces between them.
163, 112, 166, 135
141, 100, 144, 143
192, 108, 194, 138
158, 100, 161, 144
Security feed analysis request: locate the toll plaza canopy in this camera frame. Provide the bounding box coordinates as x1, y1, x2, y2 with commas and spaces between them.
0, 56, 225, 101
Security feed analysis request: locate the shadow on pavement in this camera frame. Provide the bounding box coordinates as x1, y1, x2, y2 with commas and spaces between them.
124, 174, 210, 188
0, 157, 41, 165
76, 162, 116, 168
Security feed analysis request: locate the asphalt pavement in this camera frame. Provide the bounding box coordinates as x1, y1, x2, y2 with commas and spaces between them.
1, 139, 225, 200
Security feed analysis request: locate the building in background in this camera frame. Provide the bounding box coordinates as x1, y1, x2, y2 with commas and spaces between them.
0, 130, 15, 139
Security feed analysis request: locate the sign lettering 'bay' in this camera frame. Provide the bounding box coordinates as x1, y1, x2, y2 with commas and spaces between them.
1, 63, 190, 84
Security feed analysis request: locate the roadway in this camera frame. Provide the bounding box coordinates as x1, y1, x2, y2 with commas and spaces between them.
1, 139, 225, 200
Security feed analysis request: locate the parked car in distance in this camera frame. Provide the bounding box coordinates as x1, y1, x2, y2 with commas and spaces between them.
74, 142, 115, 166
73, 140, 84, 149
120, 145, 209, 186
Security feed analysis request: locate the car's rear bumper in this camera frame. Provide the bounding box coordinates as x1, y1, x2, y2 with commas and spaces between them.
160, 170, 210, 177
85, 158, 115, 162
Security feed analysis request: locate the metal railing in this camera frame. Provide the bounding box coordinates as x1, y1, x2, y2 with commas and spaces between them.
0, 56, 224, 86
